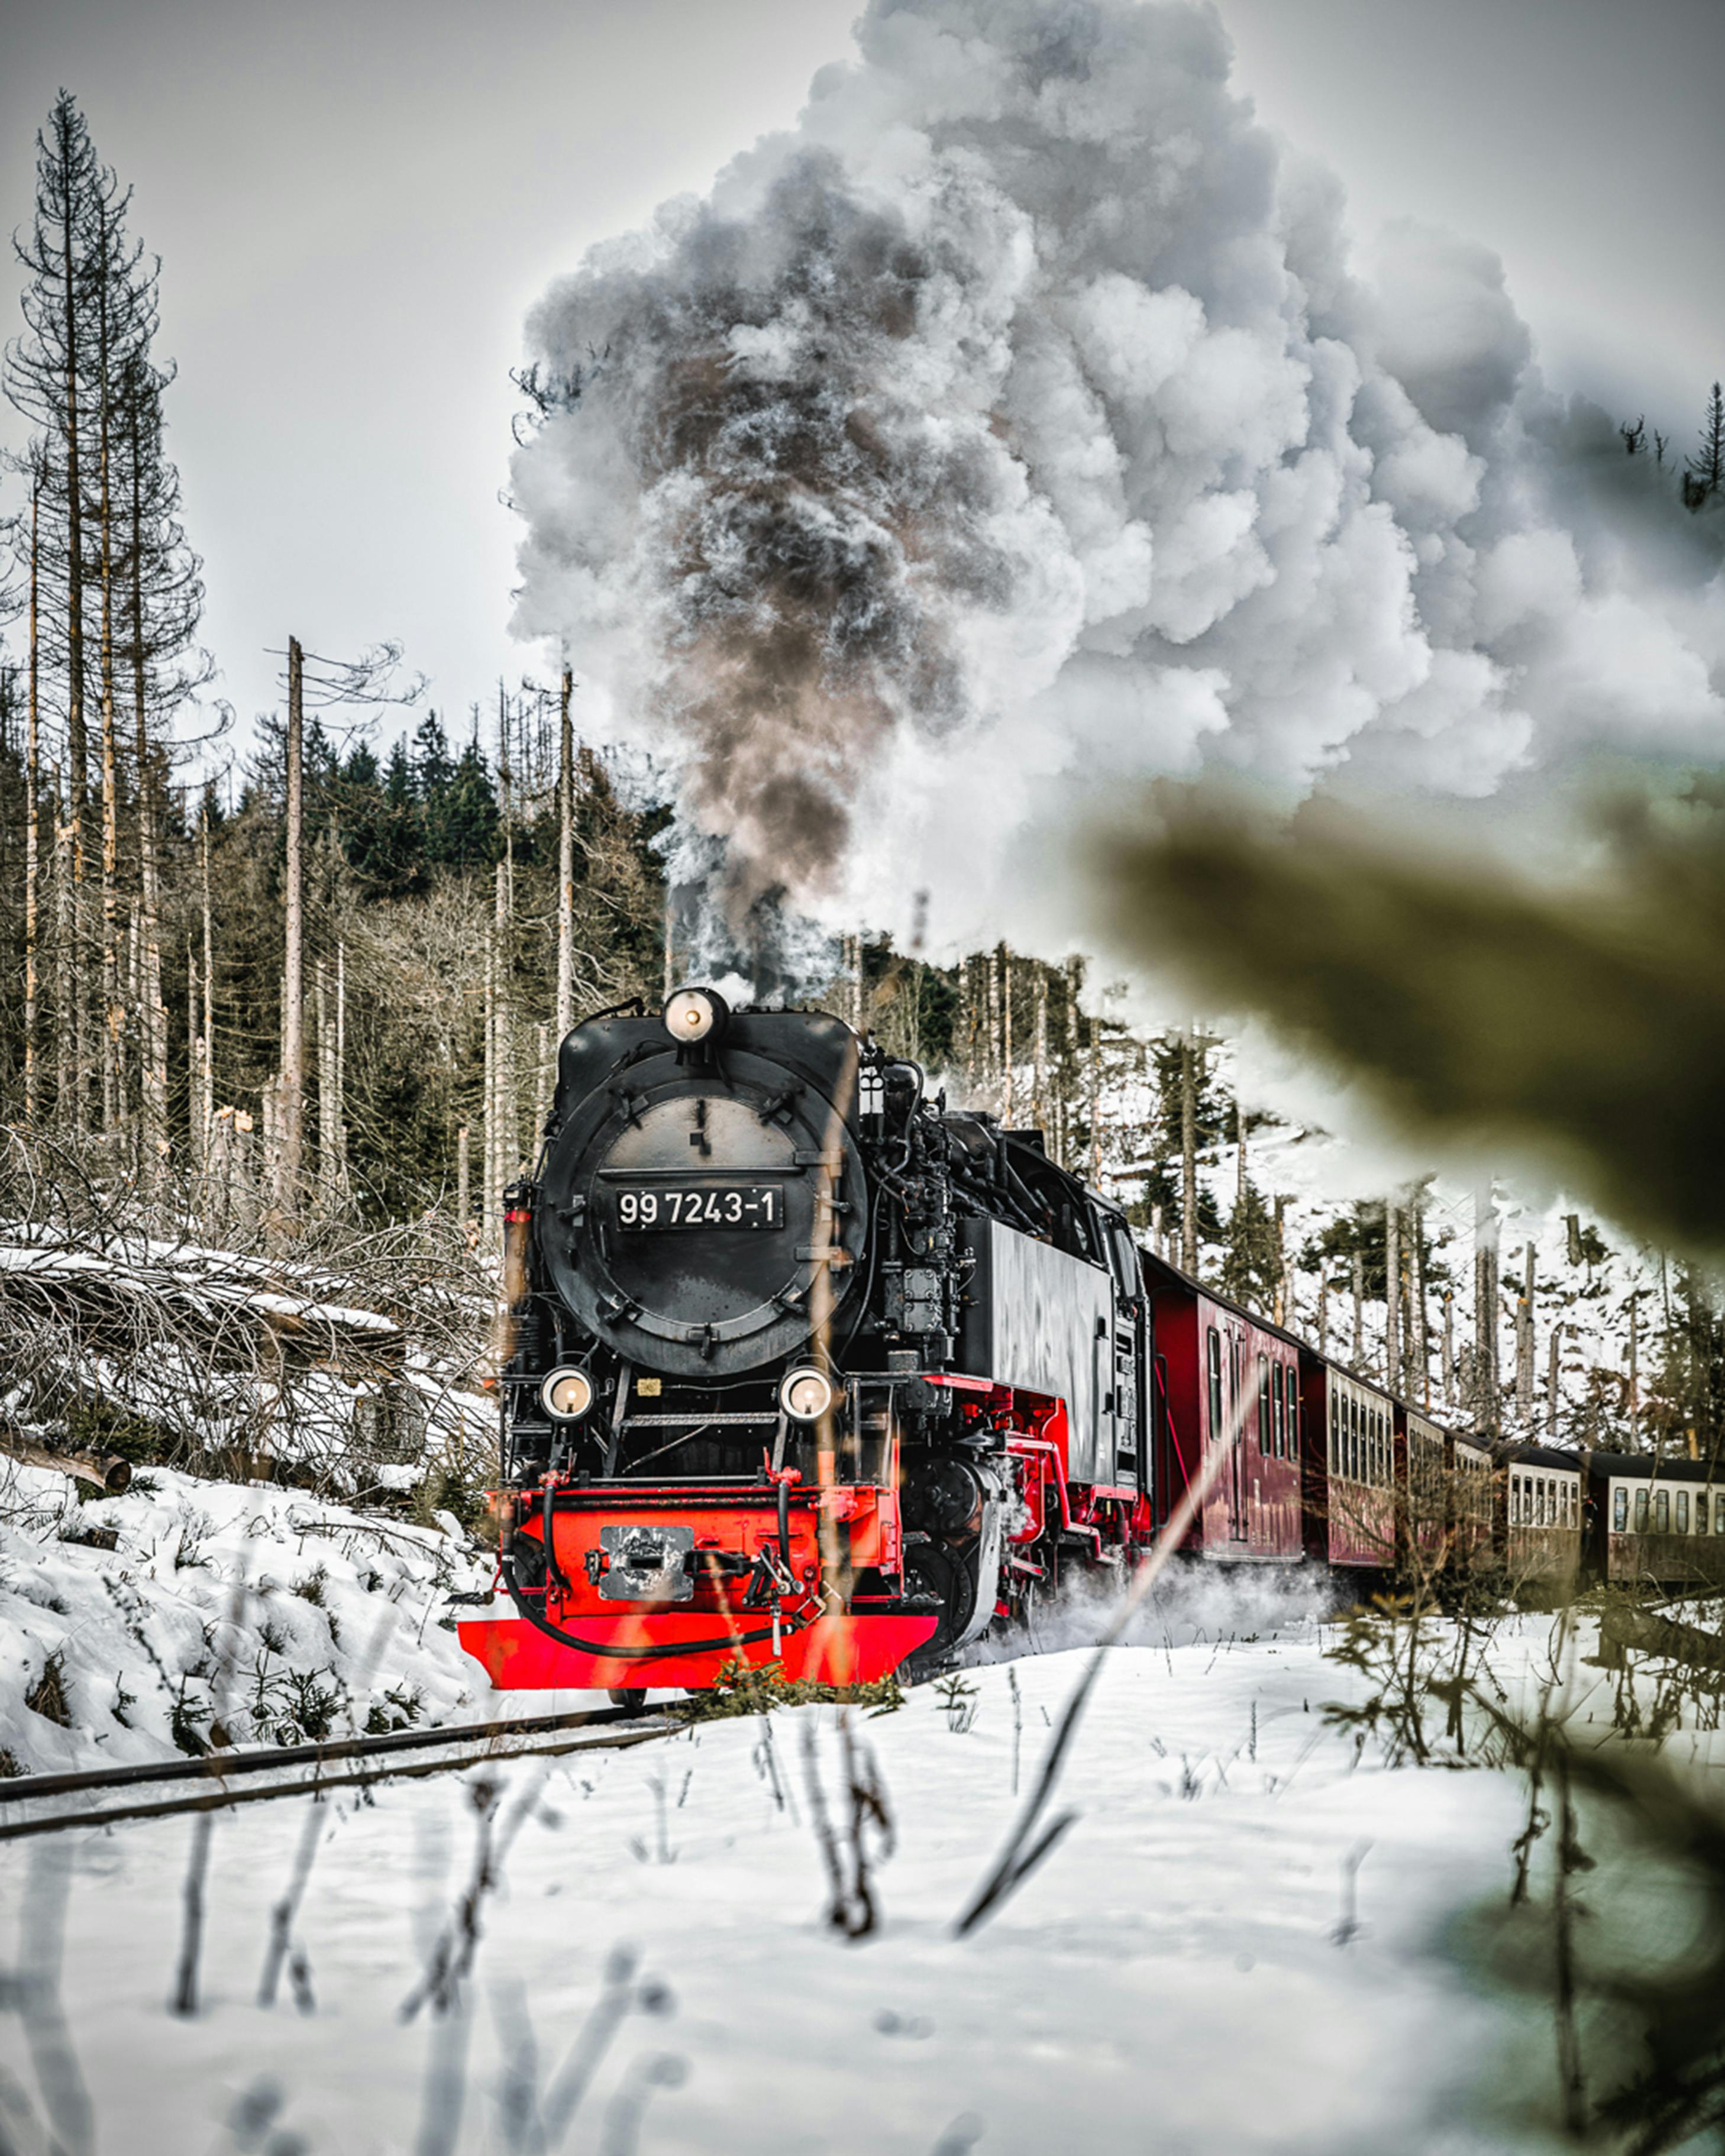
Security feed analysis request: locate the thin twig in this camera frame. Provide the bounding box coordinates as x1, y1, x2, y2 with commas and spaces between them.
954, 1378, 1256, 1937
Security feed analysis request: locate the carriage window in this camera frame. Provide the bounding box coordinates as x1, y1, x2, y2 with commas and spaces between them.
1376, 1411, 1386, 1485
1207, 1328, 1223, 1442
1258, 1357, 1271, 1455
1613, 1486, 1628, 1532
1678, 1491, 1691, 1534
1284, 1369, 1298, 1459
1634, 1489, 1649, 1532
1704, 1493, 1714, 1534
1656, 1490, 1671, 1534
1272, 1366, 1285, 1457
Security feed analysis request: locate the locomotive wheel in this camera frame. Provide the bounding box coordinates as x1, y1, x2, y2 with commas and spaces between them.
607, 1688, 648, 1712
902, 1539, 980, 1680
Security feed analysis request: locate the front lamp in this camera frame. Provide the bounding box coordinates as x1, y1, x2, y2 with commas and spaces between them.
779, 1366, 835, 1424
540, 1366, 595, 1422
663, 987, 728, 1045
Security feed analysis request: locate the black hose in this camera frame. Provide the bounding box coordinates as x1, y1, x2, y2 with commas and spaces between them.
500, 1557, 802, 1660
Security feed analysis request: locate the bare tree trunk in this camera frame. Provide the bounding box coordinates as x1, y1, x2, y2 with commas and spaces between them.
278, 636, 306, 1215
483, 925, 496, 1231
1062, 956, 1081, 1171
1088, 994, 1103, 1185
456, 1122, 470, 1226
185, 942, 198, 1171
1001, 944, 1014, 1124
316, 961, 335, 1193
1515, 1240, 1536, 1426
198, 800, 214, 1160
555, 665, 575, 1039
536, 1021, 551, 1139
1547, 1321, 1564, 1439
1627, 1291, 1639, 1445
60, 160, 90, 1139
1032, 969, 1047, 1134
1384, 1198, 1401, 1392
53, 768, 72, 1123
1151, 1203, 1164, 1260
23, 472, 41, 1129
1273, 1194, 1288, 1327
1351, 1248, 1364, 1368
1179, 1033, 1199, 1275
487, 858, 512, 1224
1410, 1187, 1429, 1408
98, 287, 121, 1135
1474, 1184, 1499, 1434
130, 399, 167, 1169
1442, 1291, 1455, 1406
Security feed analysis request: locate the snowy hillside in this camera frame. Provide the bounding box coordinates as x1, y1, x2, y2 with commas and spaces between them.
0, 1457, 502, 1776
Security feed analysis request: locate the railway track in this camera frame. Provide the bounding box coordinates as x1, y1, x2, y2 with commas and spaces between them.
0, 1702, 679, 1843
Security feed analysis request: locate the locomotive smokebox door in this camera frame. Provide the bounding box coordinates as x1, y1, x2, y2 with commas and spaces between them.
536, 1033, 868, 1379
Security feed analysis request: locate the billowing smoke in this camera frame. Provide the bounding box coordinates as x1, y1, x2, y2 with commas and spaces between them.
511, 0, 1724, 971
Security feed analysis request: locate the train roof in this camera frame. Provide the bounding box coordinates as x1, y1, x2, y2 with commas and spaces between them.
1586, 1450, 1725, 1483
1498, 1443, 1584, 1473
1138, 1247, 1317, 1363
1136, 1246, 1496, 1431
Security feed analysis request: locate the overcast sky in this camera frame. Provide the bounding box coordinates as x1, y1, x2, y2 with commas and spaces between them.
4, 0, 1720, 765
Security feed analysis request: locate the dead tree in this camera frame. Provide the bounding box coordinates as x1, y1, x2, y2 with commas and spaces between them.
278, 636, 306, 1214
555, 665, 576, 1040
1179, 1033, 1199, 1275
1384, 1198, 1401, 1392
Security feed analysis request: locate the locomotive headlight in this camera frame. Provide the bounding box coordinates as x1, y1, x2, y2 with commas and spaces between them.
663, 987, 728, 1045
540, 1366, 595, 1422
779, 1366, 835, 1424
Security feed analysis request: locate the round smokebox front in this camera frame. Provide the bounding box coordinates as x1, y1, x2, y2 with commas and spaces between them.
539, 1060, 865, 1378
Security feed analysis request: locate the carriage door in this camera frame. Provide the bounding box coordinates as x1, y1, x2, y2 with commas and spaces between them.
1104, 1218, 1146, 1492
1227, 1327, 1249, 1540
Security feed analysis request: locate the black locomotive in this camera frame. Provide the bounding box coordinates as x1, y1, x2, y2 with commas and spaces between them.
467, 986, 1150, 1696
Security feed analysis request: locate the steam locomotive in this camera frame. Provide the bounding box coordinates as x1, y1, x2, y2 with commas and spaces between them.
459, 986, 1151, 1696
457, 988, 1725, 1701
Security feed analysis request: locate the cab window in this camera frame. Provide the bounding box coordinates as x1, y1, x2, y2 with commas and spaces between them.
1678, 1491, 1691, 1534
1634, 1488, 1650, 1532
1257, 1357, 1271, 1455
1207, 1328, 1223, 1441
1613, 1486, 1627, 1532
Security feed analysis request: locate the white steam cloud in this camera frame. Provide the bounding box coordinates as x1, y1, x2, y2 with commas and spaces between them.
510, 0, 1725, 969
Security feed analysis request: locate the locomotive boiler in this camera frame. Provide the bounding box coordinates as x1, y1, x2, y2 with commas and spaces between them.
458, 986, 1152, 1696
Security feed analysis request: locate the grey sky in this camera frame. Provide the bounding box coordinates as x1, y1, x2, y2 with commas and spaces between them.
3, 0, 1720, 763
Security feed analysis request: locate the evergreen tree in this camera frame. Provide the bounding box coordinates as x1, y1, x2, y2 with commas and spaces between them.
1685, 380, 1724, 506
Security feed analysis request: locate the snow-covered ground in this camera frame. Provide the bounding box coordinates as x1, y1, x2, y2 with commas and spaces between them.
1, 1588, 1698, 2156
0, 1458, 515, 1774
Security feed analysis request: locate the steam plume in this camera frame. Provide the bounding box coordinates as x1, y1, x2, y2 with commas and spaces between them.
511, 0, 1724, 964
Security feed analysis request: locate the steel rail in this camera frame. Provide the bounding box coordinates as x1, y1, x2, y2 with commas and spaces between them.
0, 1702, 652, 1809
0, 1722, 677, 1844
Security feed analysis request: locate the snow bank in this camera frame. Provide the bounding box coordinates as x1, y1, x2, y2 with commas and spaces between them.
0, 1459, 504, 1775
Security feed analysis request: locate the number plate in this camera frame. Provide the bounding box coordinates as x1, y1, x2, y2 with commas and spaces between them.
615, 1184, 785, 1231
